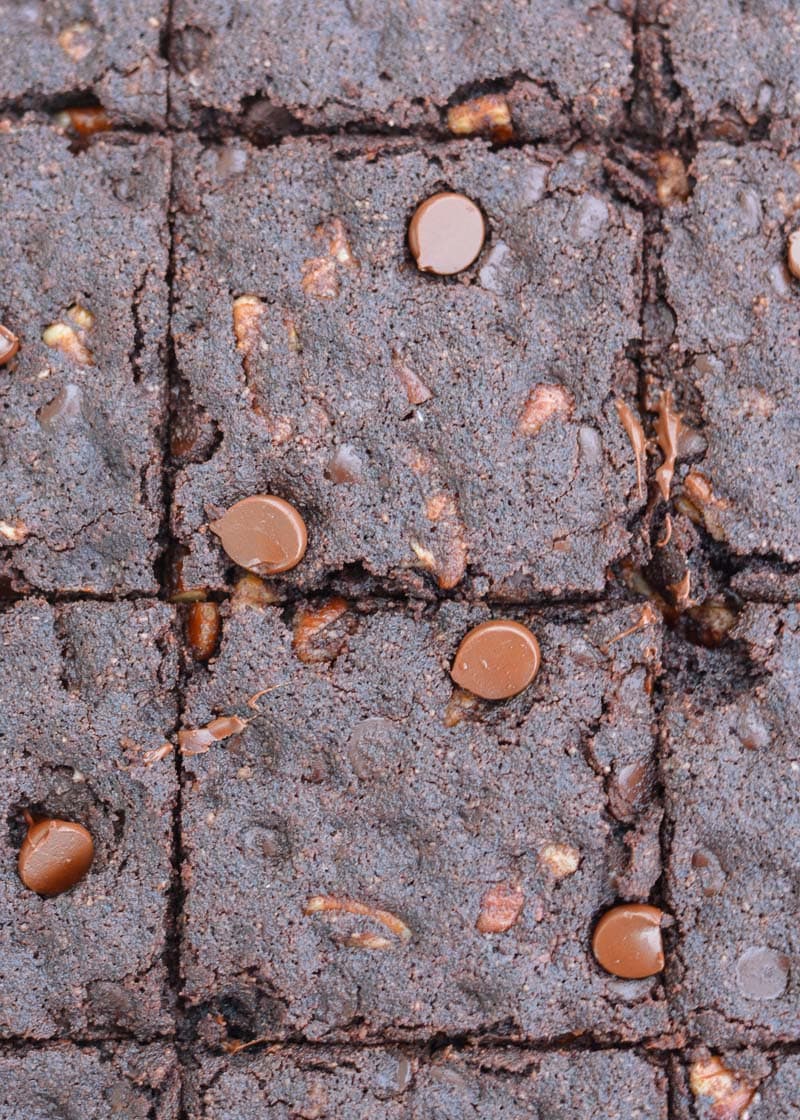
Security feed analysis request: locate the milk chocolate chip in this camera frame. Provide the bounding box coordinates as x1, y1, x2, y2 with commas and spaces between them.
0, 324, 19, 365
592, 903, 665, 979
451, 620, 540, 700
408, 192, 485, 275
18, 812, 94, 896
210, 495, 307, 574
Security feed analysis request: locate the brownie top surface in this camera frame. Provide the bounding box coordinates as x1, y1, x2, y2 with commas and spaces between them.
662, 141, 800, 564
658, 0, 800, 129
178, 599, 666, 1043
172, 136, 643, 599
0, 1041, 180, 1119
0, 599, 178, 1040
0, 123, 171, 595
663, 604, 800, 1045
0, 1, 168, 125
186, 1045, 668, 1120
170, 0, 632, 135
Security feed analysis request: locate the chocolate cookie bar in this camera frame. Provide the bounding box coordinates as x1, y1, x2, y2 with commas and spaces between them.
0, 1, 168, 127
641, 0, 800, 141
180, 599, 667, 1044
185, 1045, 668, 1119
0, 599, 178, 1040
658, 142, 800, 572
169, 0, 633, 140
0, 123, 171, 595
663, 604, 800, 1046
171, 136, 644, 600
0, 1041, 180, 1119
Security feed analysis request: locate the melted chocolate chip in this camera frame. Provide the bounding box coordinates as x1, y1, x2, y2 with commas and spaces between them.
592, 903, 665, 979
210, 495, 307, 574
18, 816, 94, 896
451, 620, 540, 701
736, 946, 789, 1000
408, 192, 485, 275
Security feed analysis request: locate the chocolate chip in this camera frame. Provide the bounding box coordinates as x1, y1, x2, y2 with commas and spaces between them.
408, 192, 485, 275
788, 231, 800, 280
18, 814, 94, 896
736, 946, 789, 1000
450, 619, 540, 700
0, 324, 20, 366
592, 903, 665, 979
210, 495, 307, 575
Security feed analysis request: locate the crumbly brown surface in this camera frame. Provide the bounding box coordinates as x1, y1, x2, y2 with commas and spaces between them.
1, 3, 799, 1114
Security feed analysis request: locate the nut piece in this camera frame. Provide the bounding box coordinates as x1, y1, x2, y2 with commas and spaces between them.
231, 573, 278, 609
43, 305, 95, 366
539, 842, 581, 879
0, 323, 20, 365
447, 94, 513, 142
58, 21, 96, 61
0, 518, 28, 543
443, 687, 480, 727
656, 152, 691, 207
392, 352, 432, 405
302, 219, 357, 299
476, 883, 525, 934
787, 230, 800, 280
689, 1056, 755, 1119
292, 597, 351, 664
56, 106, 112, 138
186, 602, 221, 661
518, 384, 574, 436
232, 294, 265, 354
304, 895, 412, 943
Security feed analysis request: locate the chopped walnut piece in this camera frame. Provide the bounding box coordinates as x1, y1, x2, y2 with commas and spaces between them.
689, 1056, 756, 1119
186, 602, 221, 661
43, 305, 95, 366
443, 687, 480, 727
292, 597, 351, 663
338, 932, 393, 950
476, 883, 525, 934
302, 256, 338, 299
0, 519, 28, 543
0, 323, 20, 366
654, 390, 684, 501
304, 894, 412, 942
410, 539, 437, 572
518, 383, 574, 436
231, 573, 278, 609
656, 152, 691, 207
232, 294, 265, 354
142, 743, 173, 766
392, 353, 432, 405
447, 94, 513, 142
788, 230, 800, 280
326, 217, 357, 266
301, 218, 357, 299
539, 843, 581, 879
58, 21, 95, 61
56, 107, 113, 138
410, 491, 467, 590
178, 715, 249, 756
682, 470, 729, 540
615, 399, 646, 499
